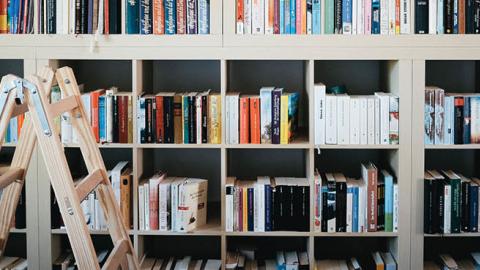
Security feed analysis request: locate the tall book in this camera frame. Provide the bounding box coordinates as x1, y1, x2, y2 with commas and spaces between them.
442, 170, 461, 233
260, 87, 274, 143
177, 178, 208, 232
271, 88, 282, 144
174, 94, 183, 143
415, 0, 428, 33
153, 0, 165, 34
126, 0, 140, 33
240, 96, 250, 144
250, 96, 261, 144
177, 0, 187, 34
334, 173, 347, 232
208, 93, 222, 144
362, 162, 378, 232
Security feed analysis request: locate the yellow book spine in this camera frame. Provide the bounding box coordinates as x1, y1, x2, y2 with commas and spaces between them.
280, 95, 289, 144
209, 94, 222, 144
242, 187, 248, 231
301, 0, 307, 34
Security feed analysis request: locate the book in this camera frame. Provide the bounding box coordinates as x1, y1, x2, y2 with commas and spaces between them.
260, 87, 274, 143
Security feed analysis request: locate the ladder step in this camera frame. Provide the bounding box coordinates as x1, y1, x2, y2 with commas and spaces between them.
75, 169, 105, 202
48, 95, 79, 118
0, 167, 24, 189
11, 103, 28, 118
101, 239, 130, 270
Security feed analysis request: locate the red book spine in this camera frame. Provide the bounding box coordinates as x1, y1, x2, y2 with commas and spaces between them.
367, 168, 378, 232
118, 96, 128, 143
240, 97, 250, 144
176, 0, 186, 34
153, 0, 165, 34
156, 96, 164, 143
22, 0, 28, 33
273, 0, 280, 34
149, 182, 159, 230
296, 0, 301, 34
90, 90, 104, 142
104, 0, 109, 34
249, 97, 260, 144
236, 0, 244, 33
17, 114, 24, 138
0, 0, 6, 34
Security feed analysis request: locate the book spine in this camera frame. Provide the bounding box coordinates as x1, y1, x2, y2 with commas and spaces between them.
451, 179, 461, 233
352, 0, 357, 34
444, 183, 451, 233
312, 0, 321, 33
349, 98, 360, 144
400, 0, 410, 33
325, 95, 337, 144
138, 185, 145, 230
260, 90, 272, 143
290, 0, 296, 33
182, 96, 189, 144
377, 95, 389, 144
389, 96, 399, 144
445, 0, 453, 33
145, 97, 153, 143
196, 97, 202, 144
99, 96, 107, 142
425, 89, 435, 144
226, 184, 234, 232
173, 95, 182, 143
153, 0, 165, 34
253, 184, 260, 231
429, 0, 437, 33
280, 95, 289, 144
237, 0, 245, 33
0, 0, 6, 33
189, 96, 196, 144
285, 0, 291, 33
272, 90, 281, 144
367, 169, 378, 232
171, 182, 177, 231
165, 0, 176, 34
434, 89, 445, 144
367, 98, 375, 144
265, 185, 272, 231
463, 97, 471, 144
186, 0, 197, 34
377, 181, 385, 231
140, 0, 152, 34
138, 97, 146, 143
113, 96, 119, 143
240, 97, 250, 144
339, 96, 350, 144
321, 185, 328, 232
244, 0, 252, 33
164, 97, 174, 143
415, 0, 428, 33
395, 0, 400, 33
461, 181, 471, 232
453, 0, 458, 32
372, 0, 380, 33
148, 181, 159, 230
156, 96, 164, 143
342, 0, 352, 33
454, 97, 464, 144
176, 0, 186, 33
471, 97, 480, 143
295, 0, 301, 33
248, 188, 254, 231
119, 96, 128, 143
252, 0, 265, 33
385, 176, 393, 232
364, 0, 372, 33
198, 0, 209, 34
346, 187, 353, 232
201, 95, 208, 143
327, 180, 336, 232
334, 0, 342, 33
353, 187, 359, 232
250, 97, 261, 144
314, 84, 326, 145
279, 0, 285, 33
275, 0, 280, 33
314, 176, 321, 232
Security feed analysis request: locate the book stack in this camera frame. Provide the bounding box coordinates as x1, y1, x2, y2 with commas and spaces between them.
53, 249, 111, 269
424, 253, 480, 270
138, 174, 208, 232
0, 0, 34, 34
415, 0, 480, 34
140, 256, 221, 270
226, 250, 309, 270
316, 251, 397, 270
52, 161, 133, 230
51, 86, 134, 144
226, 88, 300, 144
235, 0, 411, 35
424, 170, 480, 234
314, 83, 399, 146
314, 163, 399, 233
137, 91, 221, 144
4, 114, 25, 144
126, 0, 211, 34
37, 0, 122, 34
424, 87, 480, 145
0, 256, 28, 269
225, 177, 309, 232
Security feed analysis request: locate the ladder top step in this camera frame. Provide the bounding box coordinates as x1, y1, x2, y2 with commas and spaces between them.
75, 169, 106, 202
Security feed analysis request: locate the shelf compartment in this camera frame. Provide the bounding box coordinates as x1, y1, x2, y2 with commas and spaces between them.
425, 149, 479, 177
0, 59, 24, 77
226, 236, 310, 260
3, 233, 26, 259
138, 235, 221, 260
424, 237, 480, 261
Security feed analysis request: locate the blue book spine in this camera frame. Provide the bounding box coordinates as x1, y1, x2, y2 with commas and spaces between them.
469, 185, 479, 232
312, 0, 321, 34
88, 0, 94, 33
342, 0, 352, 33
248, 188, 254, 231
140, 0, 152, 34
385, 174, 394, 232
285, 0, 291, 33
280, 0, 285, 33
183, 96, 190, 144
352, 186, 358, 232
13, 0, 19, 33
437, 0, 444, 33
5, 123, 10, 143
290, 0, 296, 34
126, 0, 140, 34
265, 185, 272, 231
464, 97, 471, 144
453, 0, 458, 33
372, 0, 380, 34
8, 0, 14, 33
99, 96, 106, 142
165, 0, 177, 34
198, 0, 210, 34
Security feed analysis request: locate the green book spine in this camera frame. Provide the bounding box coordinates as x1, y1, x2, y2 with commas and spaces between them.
325, 0, 334, 33
451, 178, 461, 233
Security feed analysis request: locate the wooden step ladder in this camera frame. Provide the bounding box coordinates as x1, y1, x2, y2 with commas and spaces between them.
0, 67, 140, 270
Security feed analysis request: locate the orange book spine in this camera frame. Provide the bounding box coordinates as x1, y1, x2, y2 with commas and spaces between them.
236, 0, 244, 33
301, 0, 307, 34
104, 0, 109, 34
459, 0, 465, 34
0, 0, 6, 33
269, 0, 274, 33
249, 97, 260, 144
395, 0, 400, 33
240, 97, 250, 144
153, 0, 165, 34
17, 114, 24, 138
120, 172, 132, 228
90, 89, 105, 142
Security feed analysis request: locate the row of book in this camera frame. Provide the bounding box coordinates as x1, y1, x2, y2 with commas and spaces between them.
424, 253, 480, 270
3, 114, 25, 143
53, 249, 112, 269
424, 87, 480, 145
137, 92, 222, 144
225, 88, 300, 144
0, 256, 27, 270
225, 177, 309, 232
38, 0, 121, 34
53, 86, 134, 144
314, 163, 399, 233
316, 252, 397, 270
52, 161, 133, 229
126, 0, 210, 34
226, 250, 309, 270
236, 0, 411, 35
314, 84, 399, 146
424, 170, 480, 234
138, 173, 208, 232
141, 256, 221, 270
0, 0, 34, 34
415, 0, 480, 34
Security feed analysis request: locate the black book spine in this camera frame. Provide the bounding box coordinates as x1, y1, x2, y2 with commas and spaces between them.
75, 0, 82, 34
335, 181, 346, 232
112, 96, 119, 143
467, 0, 475, 33
431, 179, 439, 233
248, 187, 254, 231
436, 180, 445, 233
445, 0, 454, 33
276, 185, 285, 230
271, 186, 277, 231
377, 183, 385, 231
302, 186, 309, 231
81, 0, 88, 33
475, 0, 480, 33
145, 98, 153, 143
164, 97, 174, 143
415, 0, 429, 33
334, 0, 342, 33
271, 90, 281, 144
109, 0, 121, 34
202, 95, 208, 143
424, 179, 434, 234
463, 97, 471, 144
285, 185, 293, 231
46, 0, 56, 34
454, 97, 464, 144
461, 181, 471, 232
189, 96, 196, 144
321, 188, 328, 232
39, 0, 44, 34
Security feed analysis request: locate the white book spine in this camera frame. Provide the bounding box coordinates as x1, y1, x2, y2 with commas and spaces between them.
98, 0, 104, 34
237, 0, 245, 33
359, 98, 368, 144
428, 0, 437, 34
389, 95, 400, 144
377, 94, 390, 144
232, 96, 240, 144
81, 198, 90, 226
358, 186, 366, 232
88, 193, 95, 230
307, 2, 313, 34
69, 0, 75, 34
159, 184, 169, 231
393, 184, 398, 232
196, 97, 202, 144
325, 95, 337, 144
244, 0, 253, 34
226, 96, 231, 144
226, 187, 234, 232
444, 184, 451, 234
380, 0, 389, 34
349, 98, 360, 144
374, 98, 380, 144
94, 197, 101, 230
314, 84, 326, 145
400, 0, 410, 33
56, 0, 63, 34
139, 185, 145, 230
358, 0, 365, 34
444, 97, 453, 145
177, 184, 186, 232
111, 171, 121, 206
144, 183, 150, 231
254, 184, 260, 232
259, 183, 265, 232
388, 0, 396, 34
171, 183, 177, 232
61, 112, 72, 144
252, 0, 265, 34
265, 0, 273, 34
338, 96, 350, 144
346, 190, 353, 232
352, 0, 357, 34
367, 98, 375, 144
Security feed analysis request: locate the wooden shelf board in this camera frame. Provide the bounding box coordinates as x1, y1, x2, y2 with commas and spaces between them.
316, 144, 400, 150
63, 143, 134, 148
425, 144, 480, 149
51, 228, 134, 235
313, 232, 399, 237
137, 224, 222, 236
10, 228, 26, 234
226, 142, 311, 149
424, 233, 480, 237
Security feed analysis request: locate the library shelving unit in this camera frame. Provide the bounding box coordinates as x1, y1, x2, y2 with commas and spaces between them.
411, 60, 480, 270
